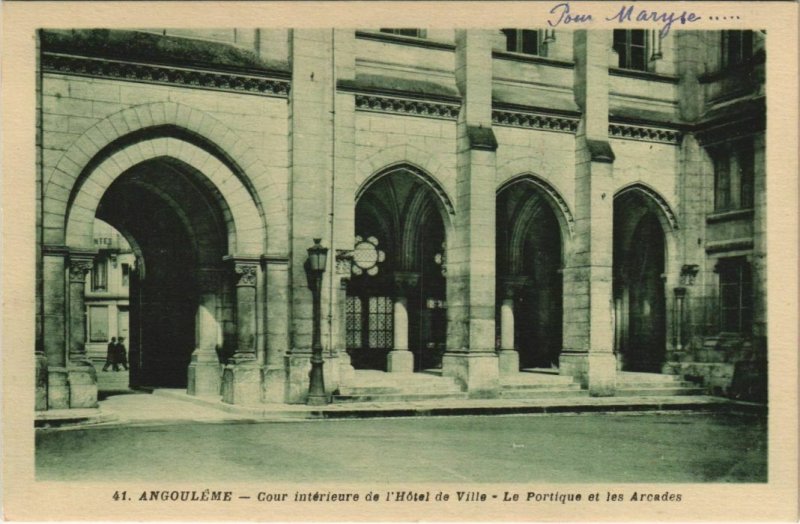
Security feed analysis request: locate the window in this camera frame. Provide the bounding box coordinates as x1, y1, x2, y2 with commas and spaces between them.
501, 29, 541, 56
721, 30, 753, 68
712, 139, 755, 212
121, 263, 130, 287
379, 29, 425, 38
346, 295, 393, 350
89, 305, 109, 342
717, 258, 752, 334
92, 257, 108, 291
613, 29, 648, 71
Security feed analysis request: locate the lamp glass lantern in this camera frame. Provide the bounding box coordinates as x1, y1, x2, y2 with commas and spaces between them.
307, 238, 328, 273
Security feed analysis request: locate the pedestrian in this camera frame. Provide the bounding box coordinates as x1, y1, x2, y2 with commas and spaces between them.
115, 337, 129, 371
102, 337, 118, 371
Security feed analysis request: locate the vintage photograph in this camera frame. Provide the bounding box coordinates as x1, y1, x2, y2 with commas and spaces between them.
31, 25, 770, 486
2, 0, 795, 517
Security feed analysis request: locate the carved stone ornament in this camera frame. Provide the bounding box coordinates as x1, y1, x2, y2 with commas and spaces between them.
680, 264, 700, 286
234, 264, 258, 287
69, 259, 94, 282
351, 235, 385, 277
354, 94, 460, 120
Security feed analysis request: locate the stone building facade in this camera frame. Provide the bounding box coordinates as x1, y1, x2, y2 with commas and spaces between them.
35, 28, 766, 410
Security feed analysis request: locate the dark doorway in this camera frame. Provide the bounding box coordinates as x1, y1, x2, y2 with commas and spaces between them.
96, 159, 228, 388
496, 181, 564, 369
347, 169, 448, 371
614, 194, 667, 372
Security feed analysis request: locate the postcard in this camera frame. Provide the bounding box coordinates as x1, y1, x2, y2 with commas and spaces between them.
3, 1, 797, 521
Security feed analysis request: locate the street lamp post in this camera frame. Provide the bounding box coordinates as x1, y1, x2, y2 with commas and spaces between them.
306, 238, 329, 406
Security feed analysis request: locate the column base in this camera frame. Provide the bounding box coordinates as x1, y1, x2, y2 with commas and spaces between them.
35, 353, 48, 411
442, 351, 499, 398
559, 351, 588, 386
261, 366, 286, 403
67, 362, 98, 408
587, 352, 617, 397
386, 350, 414, 373
187, 353, 222, 397
497, 350, 519, 375
559, 351, 617, 396
47, 367, 70, 410
284, 353, 311, 404
338, 351, 356, 385
221, 360, 262, 405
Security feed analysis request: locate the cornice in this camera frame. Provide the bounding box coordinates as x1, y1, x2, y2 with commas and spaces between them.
42, 52, 291, 98
608, 123, 682, 145
354, 31, 456, 51
492, 108, 579, 134
354, 93, 460, 120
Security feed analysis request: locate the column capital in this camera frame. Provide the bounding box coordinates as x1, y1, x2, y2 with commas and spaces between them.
393, 271, 420, 296
224, 254, 261, 287
499, 275, 531, 299
68, 252, 95, 282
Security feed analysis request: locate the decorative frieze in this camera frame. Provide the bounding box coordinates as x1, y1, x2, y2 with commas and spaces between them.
608, 123, 682, 145
492, 109, 579, 134
354, 94, 460, 120
42, 52, 290, 98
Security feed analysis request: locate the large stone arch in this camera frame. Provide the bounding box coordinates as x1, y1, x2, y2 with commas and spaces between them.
614, 182, 679, 266
64, 137, 263, 255
44, 101, 288, 256
497, 173, 575, 262
613, 182, 680, 372
356, 162, 456, 240
357, 145, 455, 212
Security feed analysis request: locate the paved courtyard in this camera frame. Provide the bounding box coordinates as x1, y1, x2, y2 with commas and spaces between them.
36, 411, 766, 483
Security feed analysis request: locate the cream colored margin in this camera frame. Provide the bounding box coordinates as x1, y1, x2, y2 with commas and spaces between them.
2, 2, 797, 521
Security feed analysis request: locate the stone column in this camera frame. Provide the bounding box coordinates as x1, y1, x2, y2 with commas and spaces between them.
187, 268, 223, 397
497, 277, 526, 375
262, 256, 290, 403
387, 272, 418, 373
284, 29, 336, 403
67, 251, 98, 408
673, 287, 687, 352
42, 246, 69, 409
221, 257, 262, 405
559, 30, 616, 396
442, 29, 500, 397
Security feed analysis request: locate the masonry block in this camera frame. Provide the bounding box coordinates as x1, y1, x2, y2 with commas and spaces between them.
442, 351, 499, 398
187, 356, 222, 397
35, 354, 49, 411
386, 350, 414, 373
68, 364, 98, 408
497, 350, 519, 375
47, 368, 70, 409
221, 360, 262, 405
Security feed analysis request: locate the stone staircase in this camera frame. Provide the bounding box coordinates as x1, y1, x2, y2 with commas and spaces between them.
499, 368, 585, 399
331, 369, 706, 404
332, 370, 467, 403
614, 371, 706, 397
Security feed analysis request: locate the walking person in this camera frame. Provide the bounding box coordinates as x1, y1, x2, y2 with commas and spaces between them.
115, 337, 129, 371
102, 337, 118, 371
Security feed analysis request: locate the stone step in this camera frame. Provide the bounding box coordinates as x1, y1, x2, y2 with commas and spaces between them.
500, 381, 581, 391
617, 373, 683, 383
331, 392, 468, 403
498, 387, 587, 400
615, 381, 696, 388
500, 377, 578, 388
336, 384, 463, 396
614, 387, 707, 397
